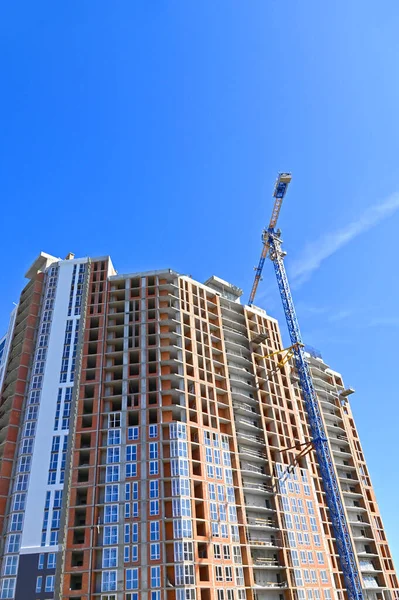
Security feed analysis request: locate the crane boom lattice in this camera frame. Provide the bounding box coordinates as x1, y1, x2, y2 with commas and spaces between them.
248, 173, 364, 600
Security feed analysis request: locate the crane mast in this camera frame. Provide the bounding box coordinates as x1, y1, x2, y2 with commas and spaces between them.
249, 174, 364, 600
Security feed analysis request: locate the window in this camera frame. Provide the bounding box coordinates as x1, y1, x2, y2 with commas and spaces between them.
227, 486, 235, 503
233, 546, 242, 564
175, 564, 195, 585
150, 500, 159, 516
2, 557, 18, 576
51, 509, 60, 529
285, 514, 293, 529
132, 482, 139, 500
215, 566, 223, 582
150, 521, 160, 541
149, 460, 159, 475
20, 438, 33, 454
170, 422, 187, 440
47, 553, 56, 569
171, 458, 188, 477
231, 524, 239, 541
320, 571, 328, 583
151, 542, 160, 560
291, 550, 299, 567
294, 569, 303, 586
36, 576, 43, 593
106, 465, 120, 483
132, 523, 138, 543
174, 541, 193, 562
208, 483, 216, 500
317, 552, 325, 564
324, 592, 332, 600
125, 483, 131, 501
313, 534, 321, 546
126, 462, 137, 478
105, 485, 119, 503
235, 567, 244, 585
50, 530, 58, 545
103, 548, 118, 568
6, 535, 20, 553
225, 566, 233, 581
216, 466, 223, 480
132, 545, 138, 562
170, 440, 188, 458
0, 578, 15, 599
307, 500, 315, 515
104, 505, 118, 523
126, 568, 139, 590
151, 566, 161, 588
150, 480, 159, 498
126, 445, 137, 461
173, 519, 192, 539
107, 447, 120, 464
149, 424, 158, 438
128, 426, 139, 440
45, 575, 55, 592
228, 505, 237, 522
125, 524, 131, 544
108, 429, 121, 445
102, 570, 117, 592
104, 526, 118, 545
176, 589, 196, 600
108, 413, 121, 429
149, 442, 158, 459
9, 513, 23, 532
24, 421, 36, 437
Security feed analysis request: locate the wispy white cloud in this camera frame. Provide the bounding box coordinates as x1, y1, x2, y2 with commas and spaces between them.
368, 316, 399, 327
328, 309, 352, 323
290, 192, 399, 286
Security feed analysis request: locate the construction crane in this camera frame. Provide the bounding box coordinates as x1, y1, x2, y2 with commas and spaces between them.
248, 173, 363, 600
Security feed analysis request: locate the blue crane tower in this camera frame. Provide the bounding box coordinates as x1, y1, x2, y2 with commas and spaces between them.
248, 173, 363, 600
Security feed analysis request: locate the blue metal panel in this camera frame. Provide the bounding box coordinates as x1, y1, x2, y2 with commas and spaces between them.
268, 229, 364, 600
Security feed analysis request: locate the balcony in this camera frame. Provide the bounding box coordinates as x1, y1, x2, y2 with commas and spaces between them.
240, 463, 268, 478
243, 482, 274, 494
237, 432, 265, 447
252, 557, 283, 569
237, 417, 262, 431
231, 387, 257, 404
359, 561, 380, 573
239, 446, 267, 461
247, 517, 277, 530
247, 538, 281, 549
233, 401, 259, 416
254, 581, 287, 589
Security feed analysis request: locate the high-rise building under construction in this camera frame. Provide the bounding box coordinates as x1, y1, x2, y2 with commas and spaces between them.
0, 251, 396, 600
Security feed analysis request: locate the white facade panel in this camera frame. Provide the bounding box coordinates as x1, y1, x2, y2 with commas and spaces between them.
21, 259, 87, 553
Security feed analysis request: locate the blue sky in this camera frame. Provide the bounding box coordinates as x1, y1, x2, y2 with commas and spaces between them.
1, 1, 398, 563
